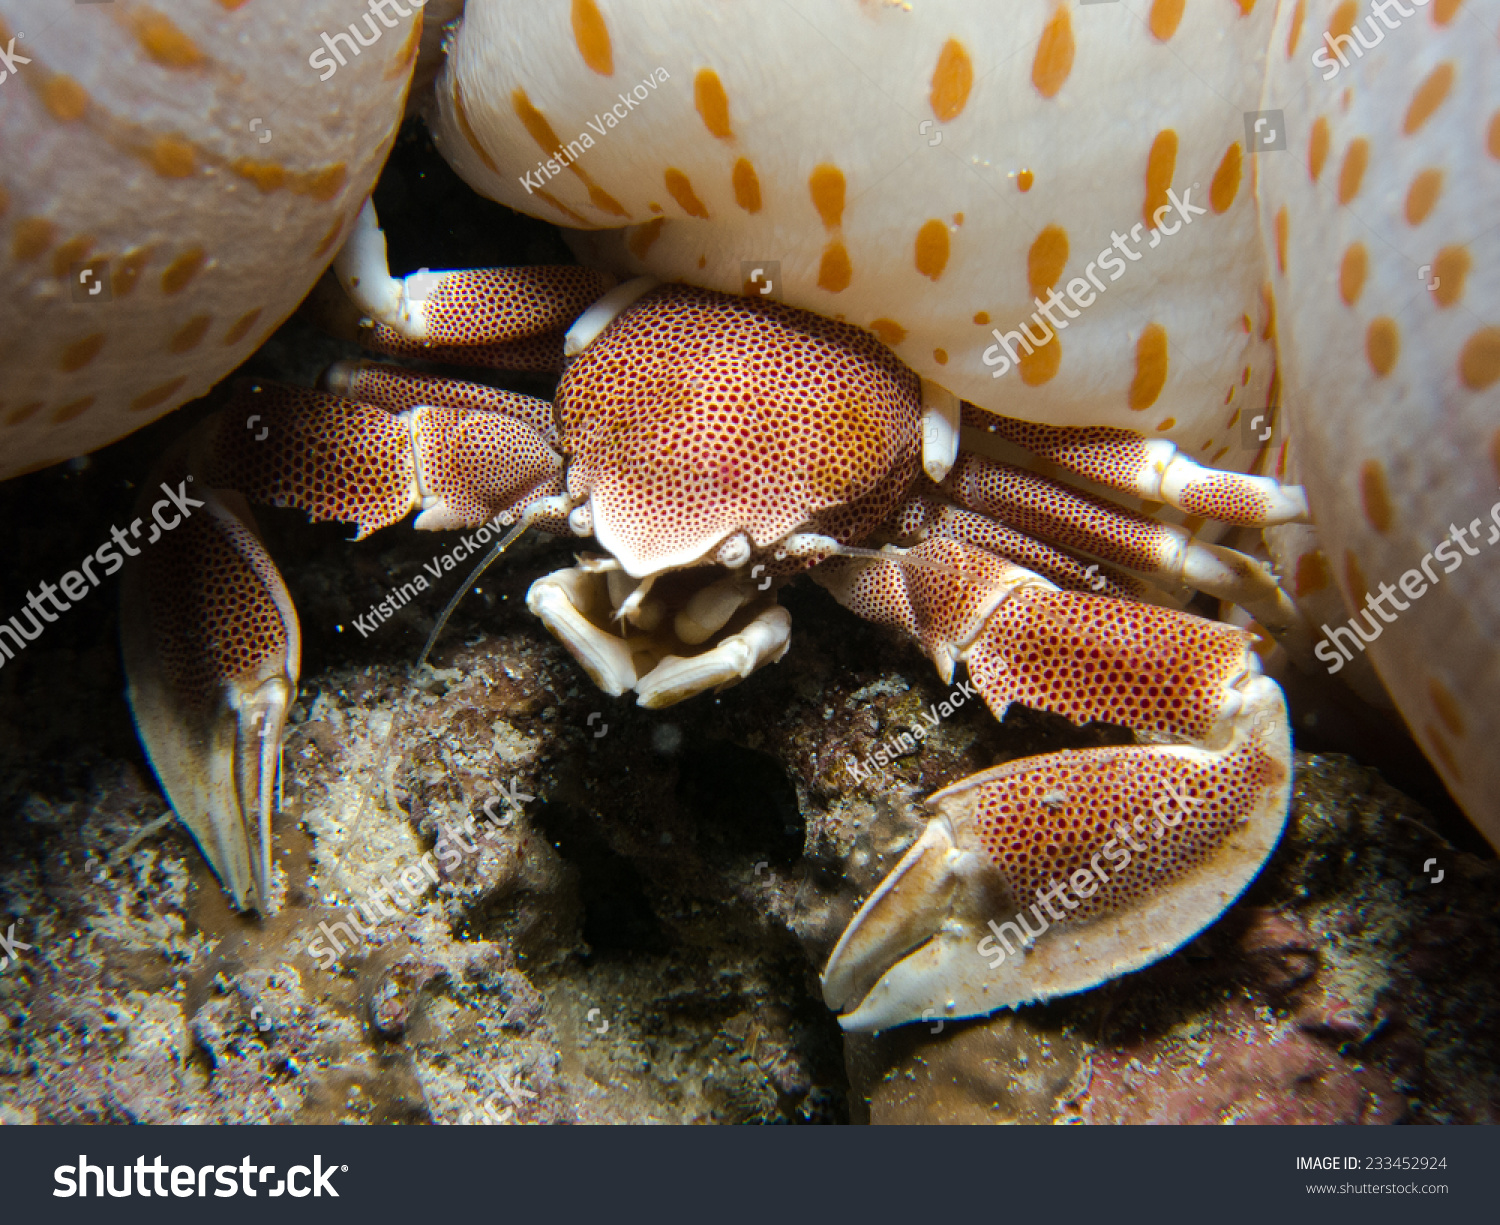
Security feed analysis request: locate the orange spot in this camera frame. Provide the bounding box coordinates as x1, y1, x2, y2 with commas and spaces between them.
1489, 111, 1500, 160
1157, 417, 1176, 430
1273, 206, 1288, 275
1337, 138, 1368, 203
1260, 282, 1277, 341
914, 219, 950, 281
218, 0, 252, 9
12, 217, 56, 261
1149, 0, 1185, 42
51, 396, 96, 424
1017, 170, 1034, 192
1365, 317, 1399, 377
1286, 0, 1306, 56
868, 319, 907, 347
168, 314, 213, 353
1431, 246, 1470, 308
1405, 168, 1442, 224
50, 236, 92, 279
817, 242, 852, 293
664, 168, 709, 219
58, 333, 105, 373
1428, 676, 1465, 738
1027, 225, 1069, 299
1210, 142, 1241, 213
5, 402, 44, 426
1338, 243, 1367, 305
146, 135, 196, 178
1404, 63, 1454, 135
732, 158, 762, 213
694, 69, 733, 139
135, 10, 205, 68
511, 87, 627, 216
312, 216, 346, 260
1294, 550, 1331, 597
1433, 0, 1462, 26
1459, 328, 1500, 389
160, 247, 206, 295
41, 76, 89, 122
1359, 459, 1392, 532
1236, 0, 1256, 12
1031, 8, 1074, 99
112, 248, 150, 297
627, 218, 666, 261
954, 213, 964, 226
1423, 722, 1462, 781
1308, 117, 1330, 182
232, 158, 286, 192
973, 311, 990, 325
306, 162, 347, 203
570, 0, 614, 76
533, 189, 591, 226
129, 377, 186, 413
930, 38, 973, 121
1242, 366, 1252, 386
454, 78, 501, 176
1328, 0, 1358, 40
223, 307, 263, 345
1143, 129, 1177, 229
1129, 324, 1169, 411
933, 348, 949, 365
1019, 335, 1061, 386
809, 164, 845, 230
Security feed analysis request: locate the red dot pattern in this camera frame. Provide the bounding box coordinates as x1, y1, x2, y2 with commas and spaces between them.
142, 498, 292, 715
894, 495, 1146, 601
1175, 473, 1275, 524
410, 408, 563, 526
212, 383, 416, 538
969, 740, 1283, 922
363, 325, 566, 372
963, 405, 1153, 494
339, 362, 558, 442
965, 585, 1251, 742
422, 266, 608, 345
942, 452, 1170, 573
557, 285, 921, 570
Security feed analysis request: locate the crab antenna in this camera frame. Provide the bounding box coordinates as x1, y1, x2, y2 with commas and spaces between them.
417, 519, 532, 668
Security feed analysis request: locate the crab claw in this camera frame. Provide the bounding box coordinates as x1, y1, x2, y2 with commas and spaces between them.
121, 461, 299, 912
527, 562, 792, 708
819, 539, 1292, 1030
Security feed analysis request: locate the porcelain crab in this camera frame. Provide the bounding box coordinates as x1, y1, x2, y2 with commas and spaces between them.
1, 1, 1494, 1031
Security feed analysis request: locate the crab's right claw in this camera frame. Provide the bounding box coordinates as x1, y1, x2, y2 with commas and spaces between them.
121, 468, 299, 913
822, 674, 1292, 1033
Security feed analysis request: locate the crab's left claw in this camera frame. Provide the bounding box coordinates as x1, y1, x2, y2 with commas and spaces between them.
819, 539, 1292, 1031
121, 456, 299, 913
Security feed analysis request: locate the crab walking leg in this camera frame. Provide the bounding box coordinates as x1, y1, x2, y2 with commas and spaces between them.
208, 382, 565, 534
960, 408, 1308, 526
892, 495, 1149, 604
817, 538, 1292, 1030
321, 361, 560, 443
940, 452, 1299, 634
334, 198, 612, 343
121, 465, 299, 913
